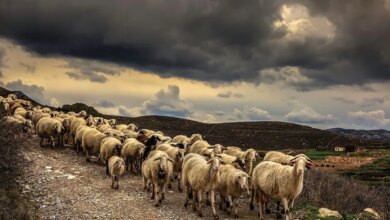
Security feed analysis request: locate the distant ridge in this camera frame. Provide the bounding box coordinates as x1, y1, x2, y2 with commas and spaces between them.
327, 128, 390, 145
1, 86, 373, 150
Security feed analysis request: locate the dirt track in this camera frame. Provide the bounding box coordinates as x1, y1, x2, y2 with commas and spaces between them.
16, 135, 272, 220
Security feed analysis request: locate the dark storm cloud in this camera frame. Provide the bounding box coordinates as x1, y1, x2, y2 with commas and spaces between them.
0, 0, 389, 90
93, 99, 116, 108
217, 91, 244, 98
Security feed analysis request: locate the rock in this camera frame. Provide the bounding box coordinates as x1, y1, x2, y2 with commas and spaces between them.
358, 208, 381, 220
67, 174, 76, 179
318, 208, 342, 219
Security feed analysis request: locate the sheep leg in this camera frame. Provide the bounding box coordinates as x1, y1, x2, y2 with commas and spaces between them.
153, 181, 160, 207
257, 190, 264, 219
111, 176, 115, 189
219, 195, 225, 210
161, 181, 166, 202
142, 176, 147, 190
39, 137, 44, 147
197, 190, 203, 217
250, 188, 255, 210
227, 195, 233, 215
210, 190, 218, 219
184, 184, 190, 208
177, 172, 183, 192
277, 201, 285, 214
191, 190, 197, 212
125, 158, 129, 171
233, 198, 239, 218
105, 160, 109, 176
206, 192, 211, 206
281, 198, 290, 220
50, 136, 55, 148
86, 150, 91, 163
115, 176, 119, 190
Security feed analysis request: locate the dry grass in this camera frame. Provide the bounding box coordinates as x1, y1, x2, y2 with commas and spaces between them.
0, 123, 35, 219
299, 169, 390, 219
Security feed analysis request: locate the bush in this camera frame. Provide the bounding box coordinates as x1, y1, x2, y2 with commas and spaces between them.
60, 103, 102, 116
298, 169, 389, 219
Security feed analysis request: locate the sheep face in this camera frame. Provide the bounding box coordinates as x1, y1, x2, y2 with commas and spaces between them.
62, 119, 71, 132
236, 173, 251, 194
78, 110, 87, 118
53, 123, 63, 135
208, 144, 224, 154
290, 157, 313, 175
207, 157, 223, 172
138, 145, 145, 157
234, 157, 246, 170
154, 155, 173, 179
23, 120, 34, 133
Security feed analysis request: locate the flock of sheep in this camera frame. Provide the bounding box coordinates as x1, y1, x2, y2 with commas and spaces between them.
0, 94, 315, 220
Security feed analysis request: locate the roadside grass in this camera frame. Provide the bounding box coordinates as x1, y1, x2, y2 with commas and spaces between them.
304, 149, 344, 160
297, 204, 357, 220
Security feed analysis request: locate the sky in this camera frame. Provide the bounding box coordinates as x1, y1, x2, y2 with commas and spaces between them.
0, 0, 390, 130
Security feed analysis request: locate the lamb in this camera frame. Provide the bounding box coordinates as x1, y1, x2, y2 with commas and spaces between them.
188, 140, 225, 157
181, 153, 223, 219
100, 137, 123, 175
217, 164, 251, 218
156, 143, 185, 191
52, 117, 71, 146
224, 146, 259, 175
216, 153, 246, 171
172, 133, 203, 146
250, 156, 314, 220
36, 117, 64, 147
141, 150, 173, 207
108, 156, 125, 190
121, 138, 145, 174
81, 128, 109, 162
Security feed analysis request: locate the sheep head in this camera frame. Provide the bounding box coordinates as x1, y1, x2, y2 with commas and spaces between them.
154, 155, 173, 179
236, 173, 251, 195
290, 157, 314, 175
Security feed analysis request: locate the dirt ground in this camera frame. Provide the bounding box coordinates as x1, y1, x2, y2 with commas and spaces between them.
315, 156, 376, 171
14, 134, 292, 220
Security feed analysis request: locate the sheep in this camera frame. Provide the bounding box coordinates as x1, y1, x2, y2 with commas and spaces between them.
2, 116, 34, 136
141, 150, 173, 207
13, 107, 28, 119
250, 156, 314, 220
81, 128, 109, 162
7, 94, 17, 100
36, 117, 64, 147
122, 129, 138, 138
8, 102, 24, 115
103, 118, 116, 126
15, 99, 32, 109
0, 100, 10, 117
188, 140, 225, 157
224, 146, 259, 175
217, 164, 251, 218
263, 151, 311, 166
52, 117, 71, 146
70, 118, 86, 146
68, 110, 87, 118
216, 153, 246, 171
100, 137, 123, 175
138, 135, 161, 161
173, 133, 203, 146
103, 129, 127, 142
41, 107, 51, 114
108, 156, 125, 190
156, 143, 185, 192
121, 138, 145, 174
31, 112, 50, 125
182, 153, 223, 219
97, 124, 112, 132
75, 124, 92, 153
85, 115, 96, 126
93, 117, 105, 126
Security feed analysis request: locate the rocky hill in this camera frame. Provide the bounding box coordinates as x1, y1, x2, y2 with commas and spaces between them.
327, 128, 390, 146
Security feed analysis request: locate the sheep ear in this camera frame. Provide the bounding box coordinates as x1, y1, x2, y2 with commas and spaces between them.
207, 159, 213, 164
289, 159, 296, 166
207, 146, 214, 149
167, 158, 174, 163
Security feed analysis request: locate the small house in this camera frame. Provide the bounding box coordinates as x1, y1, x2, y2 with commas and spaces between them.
334, 146, 345, 152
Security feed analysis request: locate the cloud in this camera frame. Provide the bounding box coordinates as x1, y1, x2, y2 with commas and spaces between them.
202, 114, 217, 123
348, 110, 390, 129
359, 97, 386, 107
284, 106, 335, 124
217, 91, 244, 98
1, 1, 389, 90
64, 59, 124, 83
2, 79, 46, 103
50, 98, 60, 107
0, 46, 6, 77
234, 106, 271, 121
332, 96, 356, 105
93, 99, 116, 108
19, 62, 36, 73
118, 85, 192, 118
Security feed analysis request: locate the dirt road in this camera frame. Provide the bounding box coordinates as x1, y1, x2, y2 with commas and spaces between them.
16, 135, 264, 220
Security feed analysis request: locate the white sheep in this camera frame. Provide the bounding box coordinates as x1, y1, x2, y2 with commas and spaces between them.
217, 164, 251, 218
156, 143, 185, 192
182, 153, 223, 219
250, 156, 314, 220
36, 117, 64, 147
141, 150, 173, 207
224, 146, 259, 175
7, 94, 17, 100
97, 124, 112, 133
216, 153, 246, 171
108, 156, 125, 190
81, 128, 109, 162
172, 133, 203, 146
100, 137, 123, 175
121, 138, 145, 174
263, 151, 311, 165
70, 117, 86, 146
75, 124, 92, 153
188, 140, 225, 157
31, 112, 50, 125
2, 116, 34, 136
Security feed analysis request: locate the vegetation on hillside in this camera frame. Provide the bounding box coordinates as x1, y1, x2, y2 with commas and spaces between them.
60, 103, 102, 116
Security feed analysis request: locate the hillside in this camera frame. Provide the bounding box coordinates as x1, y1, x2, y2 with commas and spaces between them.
327, 128, 390, 146
1, 86, 356, 150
